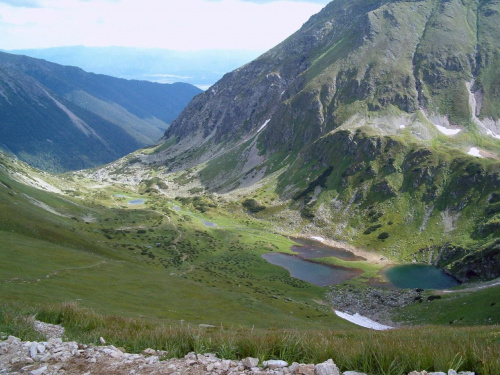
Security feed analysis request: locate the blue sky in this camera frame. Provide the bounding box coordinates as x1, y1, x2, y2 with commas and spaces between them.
0, 0, 329, 51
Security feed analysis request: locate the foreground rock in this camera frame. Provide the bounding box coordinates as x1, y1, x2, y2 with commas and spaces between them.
0, 334, 475, 375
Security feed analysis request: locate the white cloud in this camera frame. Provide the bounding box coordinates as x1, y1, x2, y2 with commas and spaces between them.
0, 0, 325, 50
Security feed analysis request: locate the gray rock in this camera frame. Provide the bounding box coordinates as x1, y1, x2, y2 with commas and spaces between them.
30, 342, 39, 358
458, 372, 475, 375
221, 359, 232, 371
29, 366, 47, 375
206, 362, 216, 372
24, 356, 35, 364
7, 336, 21, 344
428, 372, 447, 375
289, 362, 300, 373
99, 337, 106, 345
315, 359, 340, 375
264, 360, 289, 369
142, 348, 157, 356
184, 352, 197, 361
242, 357, 259, 368
343, 372, 367, 375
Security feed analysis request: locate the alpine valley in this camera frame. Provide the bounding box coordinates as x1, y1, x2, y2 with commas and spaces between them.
0, 51, 202, 172
1, 0, 500, 374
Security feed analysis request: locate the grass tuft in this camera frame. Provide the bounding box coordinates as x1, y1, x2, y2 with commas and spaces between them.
1, 303, 499, 375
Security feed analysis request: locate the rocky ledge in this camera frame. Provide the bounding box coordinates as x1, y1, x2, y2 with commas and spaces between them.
0, 335, 475, 375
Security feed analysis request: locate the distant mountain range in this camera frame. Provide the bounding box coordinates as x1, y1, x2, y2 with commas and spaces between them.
0, 51, 202, 172
5, 46, 263, 90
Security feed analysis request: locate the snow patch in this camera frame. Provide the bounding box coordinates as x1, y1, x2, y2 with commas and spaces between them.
435, 124, 461, 136
399, 125, 406, 129
257, 119, 271, 133
467, 147, 483, 158
335, 311, 393, 331
311, 236, 325, 243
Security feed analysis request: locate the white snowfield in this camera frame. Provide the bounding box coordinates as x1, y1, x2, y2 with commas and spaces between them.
467, 147, 483, 158
335, 311, 394, 331
435, 124, 461, 136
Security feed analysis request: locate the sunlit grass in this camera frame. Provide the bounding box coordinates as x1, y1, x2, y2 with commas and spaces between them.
1, 302, 498, 375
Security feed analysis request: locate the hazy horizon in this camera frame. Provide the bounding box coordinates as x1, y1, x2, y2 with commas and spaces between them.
0, 0, 329, 51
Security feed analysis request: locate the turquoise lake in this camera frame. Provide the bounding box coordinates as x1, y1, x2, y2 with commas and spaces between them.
383, 264, 460, 289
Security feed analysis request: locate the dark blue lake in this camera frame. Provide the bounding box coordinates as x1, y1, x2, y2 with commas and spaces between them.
262, 253, 361, 286
128, 199, 146, 205
383, 264, 460, 289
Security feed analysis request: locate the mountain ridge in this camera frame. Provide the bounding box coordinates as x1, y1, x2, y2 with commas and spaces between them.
0, 51, 202, 172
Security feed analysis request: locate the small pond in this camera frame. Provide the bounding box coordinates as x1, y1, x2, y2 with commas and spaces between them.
383, 264, 460, 289
291, 237, 365, 261
203, 219, 217, 227
262, 253, 361, 287
128, 198, 147, 205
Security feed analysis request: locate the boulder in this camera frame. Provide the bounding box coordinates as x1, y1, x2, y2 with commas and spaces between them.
315, 359, 340, 375
242, 357, 260, 368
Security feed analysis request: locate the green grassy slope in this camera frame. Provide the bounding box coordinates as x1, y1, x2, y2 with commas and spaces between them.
0, 153, 354, 330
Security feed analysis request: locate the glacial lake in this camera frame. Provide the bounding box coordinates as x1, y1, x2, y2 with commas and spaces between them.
262, 253, 361, 286
383, 264, 460, 289
128, 198, 146, 205
291, 237, 365, 261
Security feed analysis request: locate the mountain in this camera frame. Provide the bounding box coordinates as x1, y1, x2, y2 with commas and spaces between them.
5, 46, 263, 89
126, 0, 500, 281
0, 51, 202, 172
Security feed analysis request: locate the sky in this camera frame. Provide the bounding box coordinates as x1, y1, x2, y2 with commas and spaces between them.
0, 0, 329, 51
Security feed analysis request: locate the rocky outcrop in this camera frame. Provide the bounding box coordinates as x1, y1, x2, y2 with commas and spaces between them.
325, 285, 420, 326
0, 334, 476, 375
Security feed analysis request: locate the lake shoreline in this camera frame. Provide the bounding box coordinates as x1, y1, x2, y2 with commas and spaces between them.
292, 234, 395, 267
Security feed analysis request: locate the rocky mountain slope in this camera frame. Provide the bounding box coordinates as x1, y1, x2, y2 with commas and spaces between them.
125, 0, 500, 281
0, 51, 201, 172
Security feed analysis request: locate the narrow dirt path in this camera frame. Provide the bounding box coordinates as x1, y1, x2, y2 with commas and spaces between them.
441, 277, 500, 294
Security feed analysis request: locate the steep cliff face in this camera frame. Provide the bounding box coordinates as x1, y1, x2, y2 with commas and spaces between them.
146, 0, 500, 280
